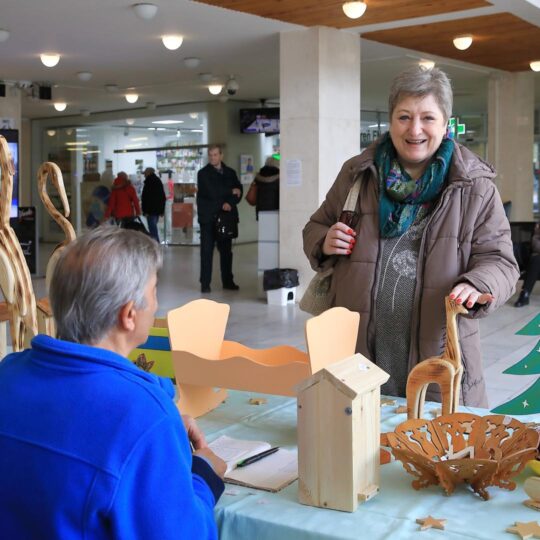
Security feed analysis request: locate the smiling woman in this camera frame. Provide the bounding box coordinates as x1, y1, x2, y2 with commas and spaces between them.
302, 65, 519, 408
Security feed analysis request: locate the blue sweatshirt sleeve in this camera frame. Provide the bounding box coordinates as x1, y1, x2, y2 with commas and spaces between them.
107, 416, 223, 540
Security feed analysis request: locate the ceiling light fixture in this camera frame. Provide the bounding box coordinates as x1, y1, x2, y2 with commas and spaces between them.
77, 71, 93, 81
208, 84, 223, 95
152, 120, 184, 125
189, 112, 199, 119
47, 130, 56, 137
132, 3, 158, 20
530, 61, 540, 72
54, 102, 67, 112
0, 29, 10, 42
418, 59, 435, 70
125, 92, 139, 104
453, 35, 473, 51
183, 57, 201, 68
161, 35, 183, 51
342, 1, 367, 19
41, 53, 61, 67
126, 118, 135, 125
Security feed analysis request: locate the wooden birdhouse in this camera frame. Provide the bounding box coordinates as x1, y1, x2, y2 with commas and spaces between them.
297, 353, 389, 512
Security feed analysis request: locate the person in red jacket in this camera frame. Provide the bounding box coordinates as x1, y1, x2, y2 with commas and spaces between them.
105, 172, 141, 222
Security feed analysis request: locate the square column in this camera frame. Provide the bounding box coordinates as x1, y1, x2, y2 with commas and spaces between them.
280, 27, 360, 292
487, 72, 534, 220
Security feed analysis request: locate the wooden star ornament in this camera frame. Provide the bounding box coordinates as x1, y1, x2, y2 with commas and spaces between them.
506, 521, 540, 539
416, 516, 446, 531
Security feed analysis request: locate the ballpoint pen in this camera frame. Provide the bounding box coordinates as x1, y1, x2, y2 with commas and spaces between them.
236, 447, 279, 468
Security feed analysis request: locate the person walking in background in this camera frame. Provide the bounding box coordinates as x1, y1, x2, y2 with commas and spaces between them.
141, 167, 166, 243
514, 221, 540, 307
246, 156, 279, 219
104, 171, 141, 223
196, 145, 242, 293
303, 66, 518, 408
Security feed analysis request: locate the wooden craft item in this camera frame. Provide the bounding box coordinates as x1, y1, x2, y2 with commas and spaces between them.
416, 516, 446, 531
297, 353, 389, 512
36, 162, 77, 337
386, 412, 540, 500
506, 522, 540, 539
0, 136, 37, 352
168, 301, 359, 416
406, 297, 468, 420
248, 397, 267, 405
525, 477, 540, 511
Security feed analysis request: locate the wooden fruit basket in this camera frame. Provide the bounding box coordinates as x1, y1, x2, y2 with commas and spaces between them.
385, 413, 539, 500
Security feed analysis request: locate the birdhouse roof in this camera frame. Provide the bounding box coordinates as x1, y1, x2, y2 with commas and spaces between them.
296, 353, 390, 398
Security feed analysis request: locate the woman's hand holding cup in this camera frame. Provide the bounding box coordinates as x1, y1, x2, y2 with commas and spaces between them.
322, 222, 356, 256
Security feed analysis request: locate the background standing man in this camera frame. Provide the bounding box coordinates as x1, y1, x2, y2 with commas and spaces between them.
197, 144, 242, 293
141, 167, 166, 243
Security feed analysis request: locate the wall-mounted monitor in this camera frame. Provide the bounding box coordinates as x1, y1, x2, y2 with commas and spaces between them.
240, 108, 280, 135
0, 129, 19, 218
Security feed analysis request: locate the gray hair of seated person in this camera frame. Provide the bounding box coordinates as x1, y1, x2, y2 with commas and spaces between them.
388, 66, 453, 122
50, 226, 162, 345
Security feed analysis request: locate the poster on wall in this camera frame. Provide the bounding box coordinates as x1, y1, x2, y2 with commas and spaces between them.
240, 154, 254, 184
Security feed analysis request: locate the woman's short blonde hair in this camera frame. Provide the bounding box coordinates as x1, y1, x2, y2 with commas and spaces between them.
388, 66, 453, 121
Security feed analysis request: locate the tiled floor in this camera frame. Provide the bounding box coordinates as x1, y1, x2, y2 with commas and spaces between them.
32, 242, 539, 412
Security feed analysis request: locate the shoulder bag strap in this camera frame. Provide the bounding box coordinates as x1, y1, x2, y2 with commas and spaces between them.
342, 175, 362, 213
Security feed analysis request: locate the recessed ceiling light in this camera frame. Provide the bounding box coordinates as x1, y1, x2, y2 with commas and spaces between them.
184, 57, 201, 68
191, 129, 203, 133
155, 127, 166, 131
54, 102, 67, 112
125, 93, 139, 104
41, 53, 60, 67
47, 129, 56, 137
66, 141, 90, 145
453, 35, 473, 51
132, 3, 158, 20
77, 71, 93, 81
0, 29, 10, 42
342, 1, 367, 19
530, 61, 540, 72
161, 35, 183, 51
208, 84, 223, 95
189, 112, 199, 119
126, 118, 135, 125
152, 120, 184, 125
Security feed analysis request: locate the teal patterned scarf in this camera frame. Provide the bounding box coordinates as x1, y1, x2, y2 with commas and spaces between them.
374, 133, 454, 238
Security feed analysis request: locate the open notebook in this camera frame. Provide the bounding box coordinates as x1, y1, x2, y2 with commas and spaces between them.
208, 435, 298, 492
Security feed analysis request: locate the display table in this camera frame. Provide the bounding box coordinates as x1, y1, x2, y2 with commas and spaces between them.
196, 391, 539, 540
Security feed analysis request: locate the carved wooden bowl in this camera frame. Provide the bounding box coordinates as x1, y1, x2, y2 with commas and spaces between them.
386, 413, 540, 500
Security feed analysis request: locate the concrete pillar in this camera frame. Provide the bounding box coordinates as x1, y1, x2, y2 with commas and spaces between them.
280, 26, 360, 293
487, 72, 534, 220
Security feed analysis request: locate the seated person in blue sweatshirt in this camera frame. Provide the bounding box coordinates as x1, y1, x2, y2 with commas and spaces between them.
0, 226, 226, 540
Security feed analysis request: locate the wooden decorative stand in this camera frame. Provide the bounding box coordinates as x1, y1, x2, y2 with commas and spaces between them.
36, 162, 76, 337
386, 413, 539, 500
406, 296, 468, 419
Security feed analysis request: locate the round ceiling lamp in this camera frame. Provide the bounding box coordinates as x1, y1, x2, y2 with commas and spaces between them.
0, 29, 10, 42
41, 53, 60, 67
453, 35, 473, 51
342, 1, 367, 19
47, 130, 56, 137
77, 71, 93, 81
418, 59, 435, 70
125, 93, 139, 104
162, 35, 183, 51
189, 112, 199, 119
132, 3, 158, 20
54, 102, 67, 112
126, 118, 135, 125
208, 84, 223, 95
530, 61, 540, 72
184, 57, 201, 68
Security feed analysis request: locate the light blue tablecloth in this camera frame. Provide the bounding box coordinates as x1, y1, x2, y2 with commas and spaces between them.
197, 391, 539, 540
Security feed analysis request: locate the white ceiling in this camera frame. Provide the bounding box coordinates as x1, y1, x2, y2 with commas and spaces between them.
0, 0, 537, 120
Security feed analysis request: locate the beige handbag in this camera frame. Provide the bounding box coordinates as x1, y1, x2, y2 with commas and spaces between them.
299, 178, 362, 315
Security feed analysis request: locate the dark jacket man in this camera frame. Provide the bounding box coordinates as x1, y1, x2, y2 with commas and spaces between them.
141, 169, 166, 216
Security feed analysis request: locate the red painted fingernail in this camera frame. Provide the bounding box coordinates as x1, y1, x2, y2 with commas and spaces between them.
347, 229, 353, 235
346, 250, 351, 255
456, 298, 463, 304
351, 238, 356, 244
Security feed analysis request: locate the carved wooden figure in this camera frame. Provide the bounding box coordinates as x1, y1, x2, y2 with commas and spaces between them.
36, 162, 76, 336
406, 296, 468, 419
0, 136, 38, 351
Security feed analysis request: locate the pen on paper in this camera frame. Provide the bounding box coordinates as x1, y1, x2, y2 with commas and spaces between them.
237, 447, 279, 468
